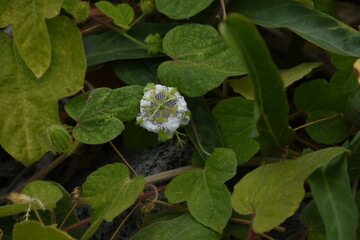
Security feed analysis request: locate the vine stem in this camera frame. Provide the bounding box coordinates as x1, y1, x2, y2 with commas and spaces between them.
0, 153, 69, 203
109, 201, 142, 240
293, 112, 342, 131
109, 141, 138, 176
89, 15, 148, 49
219, 0, 227, 21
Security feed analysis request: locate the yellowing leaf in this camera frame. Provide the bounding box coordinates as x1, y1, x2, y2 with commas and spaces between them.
0, 0, 64, 77
231, 147, 347, 233
0, 16, 85, 166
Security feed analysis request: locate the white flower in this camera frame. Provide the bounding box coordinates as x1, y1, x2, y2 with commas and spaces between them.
136, 84, 190, 140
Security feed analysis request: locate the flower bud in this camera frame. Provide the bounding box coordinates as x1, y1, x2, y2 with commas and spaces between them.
140, 0, 155, 14
46, 125, 75, 153
144, 33, 163, 54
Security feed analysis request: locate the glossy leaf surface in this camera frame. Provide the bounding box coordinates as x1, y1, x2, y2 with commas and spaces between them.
308, 155, 357, 240
158, 24, 247, 97
82, 163, 145, 221
0, 0, 63, 77
230, 0, 360, 57
220, 14, 294, 154
165, 148, 237, 233
65, 86, 143, 144
212, 97, 259, 164
231, 147, 347, 233
155, 0, 213, 19
131, 214, 220, 240
0, 16, 85, 165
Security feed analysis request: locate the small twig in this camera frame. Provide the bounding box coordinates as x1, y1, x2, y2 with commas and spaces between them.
229, 218, 286, 232
137, 186, 165, 202
0, 153, 69, 203
293, 113, 342, 131
220, 0, 227, 21
145, 165, 199, 184
59, 201, 79, 229
352, 181, 358, 200
190, 119, 211, 156
109, 201, 142, 240
62, 218, 92, 232
33, 208, 44, 225
109, 141, 138, 176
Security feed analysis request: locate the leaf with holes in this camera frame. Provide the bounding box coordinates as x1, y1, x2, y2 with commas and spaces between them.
82, 163, 145, 221
0, 16, 85, 166
158, 24, 247, 97
165, 148, 237, 233
65, 86, 143, 144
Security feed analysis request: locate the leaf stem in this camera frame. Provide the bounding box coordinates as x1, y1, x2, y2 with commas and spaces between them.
219, 0, 227, 21
190, 119, 211, 156
109, 201, 142, 240
109, 141, 138, 176
33, 208, 44, 225
89, 15, 148, 49
59, 200, 79, 229
128, 13, 146, 29
293, 112, 342, 131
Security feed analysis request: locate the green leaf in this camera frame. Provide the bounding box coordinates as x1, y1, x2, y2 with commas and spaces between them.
13, 221, 75, 240
84, 23, 176, 66
220, 14, 294, 154
155, 0, 213, 19
231, 147, 347, 233
80, 217, 103, 240
165, 148, 237, 233
229, 62, 322, 100
305, 109, 350, 144
0, 181, 63, 217
348, 132, 360, 180
0, 0, 63, 78
65, 86, 143, 144
131, 214, 220, 240
95, 2, 134, 29
229, 0, 360, 57
158, 24, 247, 97
212, 97, 259, 164
83, 163, 145, 221
0, 16, 85, 166
308, 155, 357, 240
21, 181, 63, 209
62, 0, 90, 22
300, 201, 326, 240
184, 97, 224, 162
111, 59, 161, 86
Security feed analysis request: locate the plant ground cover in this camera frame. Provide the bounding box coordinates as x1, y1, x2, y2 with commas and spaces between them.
1, 0, 360, 240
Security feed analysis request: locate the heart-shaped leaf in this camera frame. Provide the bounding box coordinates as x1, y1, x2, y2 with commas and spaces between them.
155, 0, 213, 19
158, 24, 247, 97
95, 1, 134, 29
131, 214, 220, 240
13, 221, 75, 240
212, 97, 259, 164
0, 181, 63, 217
65, 86, 143, 144
220, 14, 294, 154
0, 0, 63, 77
82, 163, 145, 221
165, 148, 237, 233
0, 16, 85, 166
231, 147, 347, 233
